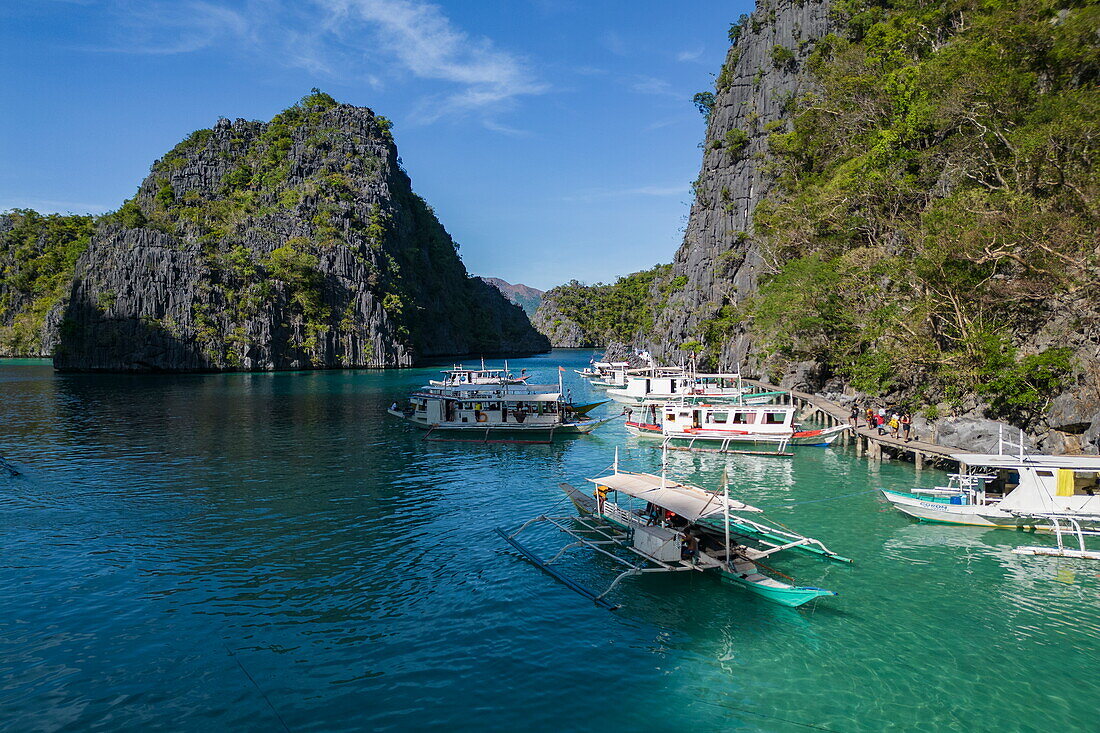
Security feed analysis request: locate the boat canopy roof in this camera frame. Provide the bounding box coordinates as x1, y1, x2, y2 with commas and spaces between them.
587, 471, 762, 521
593, 361, 628, 368
416, 389, 561, 401
952, 453, 1100, 470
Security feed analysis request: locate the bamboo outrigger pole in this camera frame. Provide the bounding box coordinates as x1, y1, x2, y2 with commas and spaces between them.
723, 467, 731, 570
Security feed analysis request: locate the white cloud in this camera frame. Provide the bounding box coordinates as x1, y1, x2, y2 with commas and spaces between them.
320, 0, 545, 118
676, 47, 704, 62
561, 184, 688, 203
91, 0, 544, 125
630, 75, 678, 98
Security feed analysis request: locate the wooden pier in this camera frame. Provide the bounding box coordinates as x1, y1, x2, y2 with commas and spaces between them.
744, 379, 960, 470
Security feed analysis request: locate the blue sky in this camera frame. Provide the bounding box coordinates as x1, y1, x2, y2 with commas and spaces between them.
1, 0, 750, 290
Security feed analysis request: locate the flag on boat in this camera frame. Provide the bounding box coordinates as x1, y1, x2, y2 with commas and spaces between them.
559, 366, 565, 372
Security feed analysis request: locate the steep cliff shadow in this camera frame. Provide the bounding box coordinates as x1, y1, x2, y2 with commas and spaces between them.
53, 290, 209, 372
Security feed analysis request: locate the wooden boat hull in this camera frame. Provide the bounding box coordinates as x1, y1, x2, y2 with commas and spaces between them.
625, 421, 846, 447
387, 409, 611, 435
718, 572, 835, 607
880, 489, 1030, 528
881, 489, 1100, 531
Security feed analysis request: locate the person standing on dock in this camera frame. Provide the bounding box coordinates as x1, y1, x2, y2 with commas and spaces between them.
849, 406, 860, 428
901, 413, 912, 442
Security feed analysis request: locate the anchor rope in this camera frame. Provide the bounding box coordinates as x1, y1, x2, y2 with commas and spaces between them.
223, 642, 291, 733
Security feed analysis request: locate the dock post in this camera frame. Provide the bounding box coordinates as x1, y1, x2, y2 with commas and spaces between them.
915, 451, 924, 471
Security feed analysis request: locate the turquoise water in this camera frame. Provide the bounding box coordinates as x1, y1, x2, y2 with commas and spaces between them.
1, 351, 1097, 732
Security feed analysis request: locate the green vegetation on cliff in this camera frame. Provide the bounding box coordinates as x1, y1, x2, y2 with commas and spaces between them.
706, 0, 1097, 420
0, 210, 95, 355
537, 265, 673, 347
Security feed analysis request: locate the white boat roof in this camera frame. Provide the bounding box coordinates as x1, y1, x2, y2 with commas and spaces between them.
952, 453, 1100, 470
593, 361, 628, 368
588, 471, 761, 521
694, 373, 743, 379
415, 391, 563, 402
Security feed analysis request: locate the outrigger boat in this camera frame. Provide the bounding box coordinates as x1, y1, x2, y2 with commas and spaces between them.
576, 360, 628, 380
590, 364, 641, 389
881, 445, 1100, 534
606, 371, 776, 406
625, 403, 848, 448
497, 450, 850, 609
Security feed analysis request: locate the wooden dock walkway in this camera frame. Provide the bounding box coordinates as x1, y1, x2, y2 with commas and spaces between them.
743, 379, 961, 470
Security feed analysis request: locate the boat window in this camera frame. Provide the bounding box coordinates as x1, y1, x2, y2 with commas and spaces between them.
711, 411, 729, 424
763, 412, 786, 425
679, 411, 691, 418
1036, 470, 1054, 477
732, 412, 755, 424
666, 412, 676, 421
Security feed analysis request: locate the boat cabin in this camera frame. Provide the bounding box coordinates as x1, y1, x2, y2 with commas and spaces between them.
408, 389, 566, 428
661, 404, 798, 435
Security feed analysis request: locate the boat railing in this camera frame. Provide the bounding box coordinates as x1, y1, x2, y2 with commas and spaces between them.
725, 514, 846, 561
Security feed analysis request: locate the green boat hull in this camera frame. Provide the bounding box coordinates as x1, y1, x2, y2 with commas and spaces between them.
718, 572, 836, 607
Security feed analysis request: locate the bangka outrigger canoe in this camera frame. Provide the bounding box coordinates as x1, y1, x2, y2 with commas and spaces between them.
497, 451, 851, 609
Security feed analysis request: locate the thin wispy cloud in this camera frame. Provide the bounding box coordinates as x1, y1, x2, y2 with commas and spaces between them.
322, 0, 546, 119
561, 184, 688, 203
630, 75, 678, 98
94, 0, 251, 55
600, 30, 627, 56
676, 47, 704, 62
91, 0, 544, 126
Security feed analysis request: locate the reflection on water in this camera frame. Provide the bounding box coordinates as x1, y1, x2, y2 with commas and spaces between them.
1, 354, 1097, 732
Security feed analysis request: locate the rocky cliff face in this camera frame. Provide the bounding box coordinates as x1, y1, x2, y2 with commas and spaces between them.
54, 93, 548, 371
644, 0, 834, 369
530, 290, 587, 347
628, 0, 1100, 454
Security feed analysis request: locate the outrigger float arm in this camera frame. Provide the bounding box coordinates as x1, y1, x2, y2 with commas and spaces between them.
706, 514, 854, 564
495, 525, 622, 611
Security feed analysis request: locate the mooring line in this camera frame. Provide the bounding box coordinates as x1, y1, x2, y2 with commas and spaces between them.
0, 454, 20, 477
223, 642, 291, 732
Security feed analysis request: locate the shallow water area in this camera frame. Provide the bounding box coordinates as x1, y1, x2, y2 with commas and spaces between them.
1, 351, 1097, 731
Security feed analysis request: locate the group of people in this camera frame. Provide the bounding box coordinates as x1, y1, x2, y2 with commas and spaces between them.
848, 405, 914, 442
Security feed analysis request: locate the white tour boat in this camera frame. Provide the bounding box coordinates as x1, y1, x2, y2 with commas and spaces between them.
575, 360, 628, 380
428, 363, 530, 387
606, 371, 779, 406
389, 370, 613, 439
625, 402, 848, 447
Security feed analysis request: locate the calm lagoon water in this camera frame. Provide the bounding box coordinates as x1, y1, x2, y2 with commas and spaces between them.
1, 350, 1097, 731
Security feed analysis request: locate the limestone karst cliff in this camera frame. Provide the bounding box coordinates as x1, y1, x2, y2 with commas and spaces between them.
52, 91, 548, 371
646, 0, 836, 371
568, 0, 1098, 452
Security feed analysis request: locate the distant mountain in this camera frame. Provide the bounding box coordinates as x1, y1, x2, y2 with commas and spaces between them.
480, 277, 542, 317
